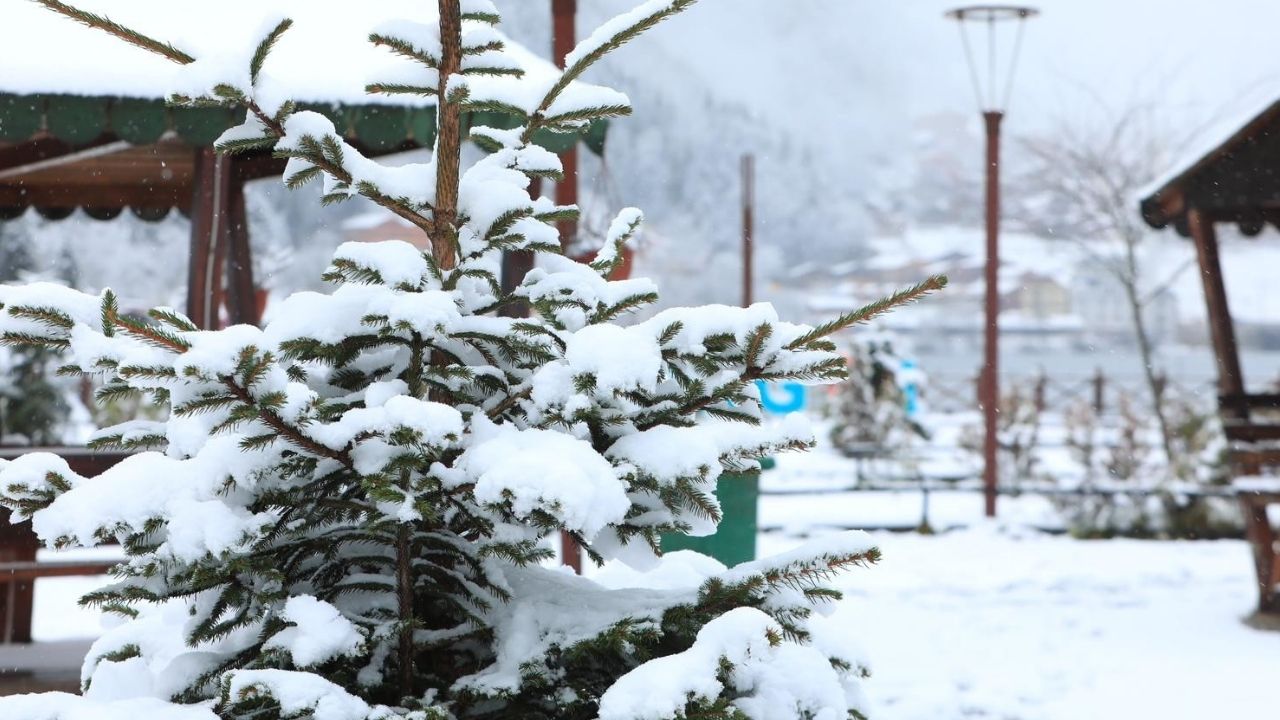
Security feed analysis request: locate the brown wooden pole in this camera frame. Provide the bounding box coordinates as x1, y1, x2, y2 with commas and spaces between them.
742, 154, 754, 308
1188, 208, 1246, 418
981, 110, 1003, 518
0, 523, 37, 643
1240, 495, 1279, 613
552, 0, 583, 574
224, 173, 258, 326
187, 148, 232, 330
553, 0, 578, 253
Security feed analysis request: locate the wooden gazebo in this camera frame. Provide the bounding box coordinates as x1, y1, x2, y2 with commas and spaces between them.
1140, 100, 1280, 614
0, 1, 606, 644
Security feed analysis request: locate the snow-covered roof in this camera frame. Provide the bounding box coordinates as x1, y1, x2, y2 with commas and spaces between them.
1, 0, 571, 107
1138, 80, 1280, 230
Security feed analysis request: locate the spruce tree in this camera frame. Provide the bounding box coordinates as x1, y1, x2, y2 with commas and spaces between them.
0, 2, 943, 718
826, 339, 927, 459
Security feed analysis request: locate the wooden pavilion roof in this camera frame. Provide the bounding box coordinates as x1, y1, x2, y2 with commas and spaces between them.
1140, 99, 1280, 237
0, 0, 607, 220
0, 98, 605, 220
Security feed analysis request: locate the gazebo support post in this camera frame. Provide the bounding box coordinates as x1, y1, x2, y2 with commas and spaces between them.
224, 173, 259, 327
1188, 208, 1246, 418
1241, 494, 1280, 613
187, 148, 233, 330
0, 519, 38, 643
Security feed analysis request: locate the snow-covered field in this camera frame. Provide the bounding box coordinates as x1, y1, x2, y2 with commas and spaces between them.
763, 528, 1274, 719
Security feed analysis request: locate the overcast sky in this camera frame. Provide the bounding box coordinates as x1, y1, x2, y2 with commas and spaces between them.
609, 0, 1280, 150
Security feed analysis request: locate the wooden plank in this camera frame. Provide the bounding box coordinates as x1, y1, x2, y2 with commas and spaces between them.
0, 185, 189, 210
1229, 449, 1280, 471
1222, 424, 1280, 442
1188, 208, 1247, 421
1219, 392, 1280, 410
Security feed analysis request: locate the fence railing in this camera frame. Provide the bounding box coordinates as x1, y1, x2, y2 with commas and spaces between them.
921, 371, 1216, 415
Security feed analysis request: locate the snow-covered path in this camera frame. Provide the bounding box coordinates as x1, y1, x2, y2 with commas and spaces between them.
759, 528, 1275, 719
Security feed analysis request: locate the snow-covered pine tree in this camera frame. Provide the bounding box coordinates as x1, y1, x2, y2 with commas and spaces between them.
0, 1, 943, 718
826, 339, 926, 459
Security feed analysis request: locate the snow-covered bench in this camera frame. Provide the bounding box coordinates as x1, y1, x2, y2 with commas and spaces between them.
0, 448, 128, 643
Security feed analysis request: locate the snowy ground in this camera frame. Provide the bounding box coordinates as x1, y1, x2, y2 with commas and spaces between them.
761, 527, 1274, 719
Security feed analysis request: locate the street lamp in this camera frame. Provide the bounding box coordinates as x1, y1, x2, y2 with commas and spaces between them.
944, 5, 1038, 517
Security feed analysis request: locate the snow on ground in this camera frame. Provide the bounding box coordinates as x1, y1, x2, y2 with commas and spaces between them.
760, 527, 1275, 720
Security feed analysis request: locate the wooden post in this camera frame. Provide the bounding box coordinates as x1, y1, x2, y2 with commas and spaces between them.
1188, 207, 1246, 418
0, 517, 38, 643
1240, 494, 1280, 613
224, 174, 258, 326
742, 154, 754, 308
187, 148, 232, 330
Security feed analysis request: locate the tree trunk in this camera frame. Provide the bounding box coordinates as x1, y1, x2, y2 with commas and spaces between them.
1121, 238, 1177, 476
432, 0, 463, 271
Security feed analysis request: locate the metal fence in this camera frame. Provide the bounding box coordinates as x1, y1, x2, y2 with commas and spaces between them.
922, 371, 1217, 415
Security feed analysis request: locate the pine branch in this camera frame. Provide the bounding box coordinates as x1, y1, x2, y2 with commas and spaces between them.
34, 0, 195, 64
786, 274, 947, 349
250, 18, 293, 84
219, 376, 351, 467
522, 0, 697, 143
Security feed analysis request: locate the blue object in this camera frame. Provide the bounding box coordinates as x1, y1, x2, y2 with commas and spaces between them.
757, 380, 806, 414
900, 359, 920, 417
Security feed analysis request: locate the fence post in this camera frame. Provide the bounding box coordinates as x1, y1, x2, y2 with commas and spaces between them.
1093, 368, 1106, 415
1034, 372, 1047, 414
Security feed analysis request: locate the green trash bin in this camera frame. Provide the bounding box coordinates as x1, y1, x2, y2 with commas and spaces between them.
660, 458, 773, 567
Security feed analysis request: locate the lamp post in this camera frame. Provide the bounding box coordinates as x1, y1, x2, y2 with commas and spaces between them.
944, 5, 1037, 517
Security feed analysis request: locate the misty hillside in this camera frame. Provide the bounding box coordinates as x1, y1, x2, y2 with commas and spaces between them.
495, 0, 910, 307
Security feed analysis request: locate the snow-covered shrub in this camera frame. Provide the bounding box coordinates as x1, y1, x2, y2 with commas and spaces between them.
0, 1, 942, 718
823, 339, 927, 461
960, 379, 1045, 487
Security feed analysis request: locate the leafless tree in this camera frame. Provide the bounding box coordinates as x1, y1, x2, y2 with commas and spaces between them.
1017, 102, 1198, 476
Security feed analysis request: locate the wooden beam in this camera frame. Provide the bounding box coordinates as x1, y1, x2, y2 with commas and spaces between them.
0, 185, 189, 209
0, 134, 120, 173
187, 148, 232, 330
1188, 208, 1246, 419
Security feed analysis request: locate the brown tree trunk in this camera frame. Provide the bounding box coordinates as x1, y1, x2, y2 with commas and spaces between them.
432, 0, 463, 271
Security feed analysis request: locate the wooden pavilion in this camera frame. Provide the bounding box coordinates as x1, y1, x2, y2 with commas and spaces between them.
0, 1, 606, 646
1140, 100, 1280, 614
